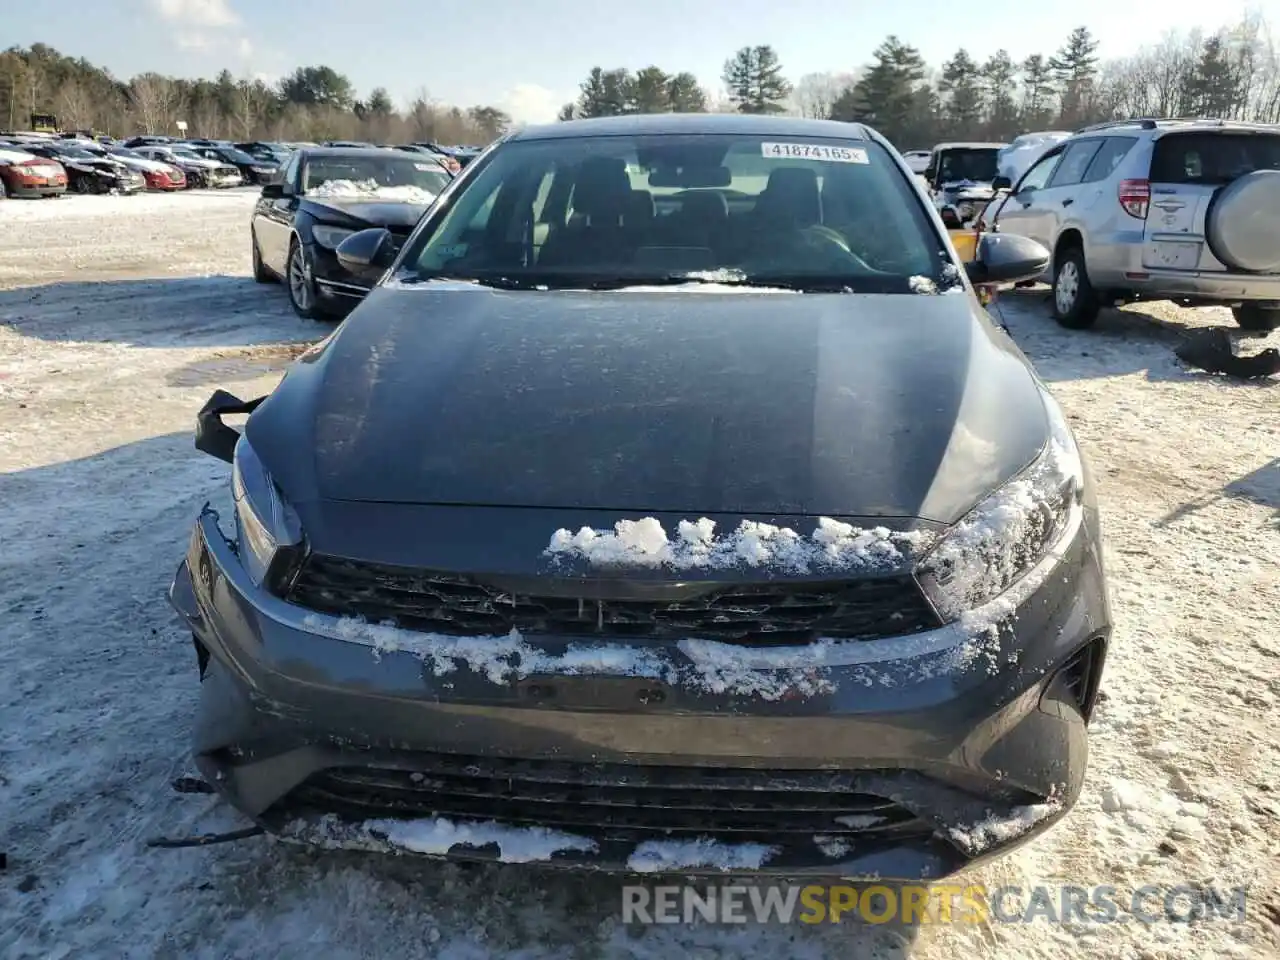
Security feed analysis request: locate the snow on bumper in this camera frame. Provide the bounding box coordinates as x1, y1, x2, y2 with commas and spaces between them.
168, 506, 1108, 876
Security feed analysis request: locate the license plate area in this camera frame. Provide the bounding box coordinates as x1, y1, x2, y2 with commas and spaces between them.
1146, 238, 1202, 270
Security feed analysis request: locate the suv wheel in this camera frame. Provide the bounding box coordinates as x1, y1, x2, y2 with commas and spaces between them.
1052, 245, 1100, 329
1231, 304, 1280, 332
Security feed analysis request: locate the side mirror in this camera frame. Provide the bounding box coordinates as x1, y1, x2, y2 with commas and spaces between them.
261, 182, 288, 199
965, 232, 1050, 286
336, 227, 395, 271
195, 389, 266, 463
991, 175, 1012, 191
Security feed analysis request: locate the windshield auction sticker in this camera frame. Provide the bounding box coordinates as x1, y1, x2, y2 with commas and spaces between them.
761, 143, 869, 163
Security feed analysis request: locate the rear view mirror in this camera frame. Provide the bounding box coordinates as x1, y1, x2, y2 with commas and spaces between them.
991, 175, 1012, 191
336, 228, 395, 271
965, 232, 1050, 286
261, 182, 287, 199
648, 165, 732, 188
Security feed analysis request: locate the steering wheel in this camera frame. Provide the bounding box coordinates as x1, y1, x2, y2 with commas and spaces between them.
742, 224, 877, 275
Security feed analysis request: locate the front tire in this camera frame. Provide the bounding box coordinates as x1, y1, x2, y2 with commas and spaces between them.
1052, 245, 1100, 329
1231, 304, 1280, 331
286, 239, 321, 320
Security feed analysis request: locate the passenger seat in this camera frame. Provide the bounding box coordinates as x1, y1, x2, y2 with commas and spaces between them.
539, 157, 634, 267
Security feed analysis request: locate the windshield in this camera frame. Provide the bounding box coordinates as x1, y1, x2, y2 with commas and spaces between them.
55, 146, 95, 159
219, 147, 259, 165
171, 148, 202, 160
111, 148, 144, 159
937, 149, 999, 183
302, 153, 451, 201
397, 133, 951, 293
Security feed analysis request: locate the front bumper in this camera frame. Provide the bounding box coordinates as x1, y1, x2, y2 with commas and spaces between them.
5, 179, 66, 198
310, 243, 376, 303
170, 505, 1110, 877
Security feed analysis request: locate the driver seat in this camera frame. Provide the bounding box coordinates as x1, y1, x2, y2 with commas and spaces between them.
753, 167, 823, 230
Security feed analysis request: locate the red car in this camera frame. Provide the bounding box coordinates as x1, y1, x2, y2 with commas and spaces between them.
0, 146, 67, 198
104, 146, 188, 190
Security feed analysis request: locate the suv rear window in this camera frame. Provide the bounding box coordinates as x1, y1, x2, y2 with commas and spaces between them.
1150, 132, 1280, 185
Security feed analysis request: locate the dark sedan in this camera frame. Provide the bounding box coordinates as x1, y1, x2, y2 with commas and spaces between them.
186, 143, 281, 184
23, 141, 144, 194
250, 146, 452, 318
173, 114, 1110, 878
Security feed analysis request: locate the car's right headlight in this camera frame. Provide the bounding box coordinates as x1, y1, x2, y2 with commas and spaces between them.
231, 436, 303, 587
918, 393, 1085, 621
311, 225, 357, 250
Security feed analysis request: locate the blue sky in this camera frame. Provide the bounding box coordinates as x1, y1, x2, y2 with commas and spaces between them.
13, 0, 1258, 123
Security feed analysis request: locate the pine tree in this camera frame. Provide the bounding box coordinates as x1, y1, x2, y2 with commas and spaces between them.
1049, 27, 1100, 125
939, 49, 984, 135
833, 36, 926, 145
1186, 35, 1240, 117
630, 66, 672, 113
666, 72, 707, 112
982, 50, 1019, 138
576, 67, 632, 117
1019, 54, 1056, 127
722, 45, 792, 114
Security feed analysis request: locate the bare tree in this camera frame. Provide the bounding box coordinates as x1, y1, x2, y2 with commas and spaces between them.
233, 77, 259, 139
57, 79, 93, 130
793, 71, 856, 118
129, 74, 180, 133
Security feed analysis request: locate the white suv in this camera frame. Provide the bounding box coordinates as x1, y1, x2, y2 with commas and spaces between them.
988, 119, 1280, 331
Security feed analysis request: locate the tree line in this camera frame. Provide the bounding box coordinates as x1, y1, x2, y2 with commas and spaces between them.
5, 13, 1280, 149
0, 46, 509, 145
564, 14, 1280, 149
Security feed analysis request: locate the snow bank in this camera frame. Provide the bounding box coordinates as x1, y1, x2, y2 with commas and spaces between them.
306, 179, 436, 204
545, 516, 933, 574
627, 838, 777, 873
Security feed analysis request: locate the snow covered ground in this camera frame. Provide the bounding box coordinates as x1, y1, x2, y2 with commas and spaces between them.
1, 193, 1277, 958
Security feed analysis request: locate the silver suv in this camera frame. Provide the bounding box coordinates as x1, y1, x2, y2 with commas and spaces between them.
988, 118, 1280, 331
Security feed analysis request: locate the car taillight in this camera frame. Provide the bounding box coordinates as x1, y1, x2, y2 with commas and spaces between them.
1118, 179, 1149, 219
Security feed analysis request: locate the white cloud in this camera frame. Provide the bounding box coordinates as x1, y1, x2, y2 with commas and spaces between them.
149, 0, 240, 27
500, 83, 564, 126
236, 36, 253, 59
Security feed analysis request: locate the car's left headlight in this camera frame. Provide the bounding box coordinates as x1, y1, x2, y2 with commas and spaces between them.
311, 225, 357, 250
919, 392, 1085, 620
231, 436, 303, 587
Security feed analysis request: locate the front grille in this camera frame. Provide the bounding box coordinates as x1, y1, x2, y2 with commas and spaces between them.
283, 754, 929, 843
287, 555, 942, 645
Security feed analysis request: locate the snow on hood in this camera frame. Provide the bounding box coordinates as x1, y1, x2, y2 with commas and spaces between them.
305, 179, 437, 204
113, 154, 176, 173
544, 516, 934, 574
0, 147, 38, 164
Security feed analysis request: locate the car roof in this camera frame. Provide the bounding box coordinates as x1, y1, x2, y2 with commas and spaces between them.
932, 141, 1007, 151
295, 146, 426, 159
511, 113, 872, 141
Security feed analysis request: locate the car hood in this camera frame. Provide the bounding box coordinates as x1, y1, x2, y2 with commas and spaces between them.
114, 155, 173, 173
299, 197, 431, 228
247, 286, 1050, 525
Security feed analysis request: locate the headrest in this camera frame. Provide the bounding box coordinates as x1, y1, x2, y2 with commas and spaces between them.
678, 190, 729, 221
756, 166, 821, 227
573, 156, 631, 223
